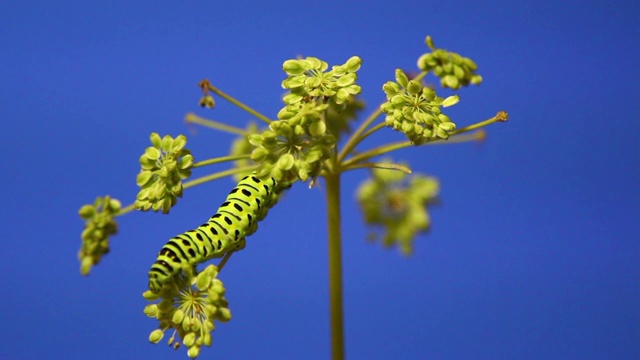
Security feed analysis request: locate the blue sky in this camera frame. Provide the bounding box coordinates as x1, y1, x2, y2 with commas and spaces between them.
1, 1, 638, 359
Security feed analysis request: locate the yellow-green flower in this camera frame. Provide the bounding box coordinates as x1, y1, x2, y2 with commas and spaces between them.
248, 118, 334, 183
281, 56, 362, 107
135, 133, 193, 214
144, 265, 231, 359
357, 166, 439, 255
77, 196, 121, 275
417, 35, 483, 90
381, 69, 459, 144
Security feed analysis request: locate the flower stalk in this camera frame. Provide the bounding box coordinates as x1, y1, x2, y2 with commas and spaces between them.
326, 172, 345, 360
198, 80, 273, 124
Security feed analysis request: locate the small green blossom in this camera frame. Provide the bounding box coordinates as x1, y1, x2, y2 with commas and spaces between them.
381, 69, 459, 144
77, 196, 121, 275
357, 165, 439, 255
246, 56, 363, 183
417, 35, 482, 90
248, 117, 334, 183
281, 56, 362, 108
144, 265, 231, 359
135, 132, 194, 214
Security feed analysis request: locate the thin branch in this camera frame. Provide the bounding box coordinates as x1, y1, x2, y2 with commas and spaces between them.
201, 81, 273, 125
358, 122, 387, 142
192, 154, 251, 168
341, 113, 506, 168
337, 104, 384, 163
182, 165, 259, 190
341, 141, 409, 169
424, 129, 486, 145
185, 113, 250, 136
118, 203, 138, 216
342, 162, 412, 174
217, 252, 233, 272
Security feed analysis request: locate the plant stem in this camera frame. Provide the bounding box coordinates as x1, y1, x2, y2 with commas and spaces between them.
203, 83, 273, 125
217, 252, 233, 272
342, 162, 412, 174
338, 105, 383, 163
427, 129, 486, 144
341, 113, 506, 168
185, 113, 250, 135
449, 111, 507, 135
182, 165, 258, 189
341, 140, 408, 169
325, 172, 345, 360
118, 203, 137, 215
192, 154, 251, 168
358, 122, 387, 142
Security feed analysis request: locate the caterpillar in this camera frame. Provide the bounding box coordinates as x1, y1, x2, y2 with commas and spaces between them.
148, 174, 285, 293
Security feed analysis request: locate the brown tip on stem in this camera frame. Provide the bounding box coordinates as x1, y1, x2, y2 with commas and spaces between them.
496, 111, 509, 122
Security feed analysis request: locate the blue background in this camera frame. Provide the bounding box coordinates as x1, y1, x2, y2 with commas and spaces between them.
1, 1, 638, 359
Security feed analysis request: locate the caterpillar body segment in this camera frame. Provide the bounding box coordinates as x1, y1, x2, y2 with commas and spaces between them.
148, 175, 283, 293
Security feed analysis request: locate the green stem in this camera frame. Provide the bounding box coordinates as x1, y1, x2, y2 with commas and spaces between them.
338, 104, 384, 163
342, 162, 412, 174
185, 113, 250, 135
325, 172, 345, 360
204, 83, 273, 125
341, 141, 408, 169
358, 122, 387, 142
192, 154, 251, 168
342, 113, 505, 168
427, 129, 486, 145
409, 70, 428, 82
217, 252, 233, 272
182, 165, 259, 189
118, 203, 137, 215
449, 112, 506, 135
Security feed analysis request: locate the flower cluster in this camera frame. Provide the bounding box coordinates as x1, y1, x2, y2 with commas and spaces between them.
381, 69, 460, 144
144, 265, 231, 359
417, 36, 482, 90
248, 56, 363, 183
248, 117, 334, 182
357, 166, 439, 255
135, 133, 194, 214
77, 196, 121, 275
281, 56, 362, 108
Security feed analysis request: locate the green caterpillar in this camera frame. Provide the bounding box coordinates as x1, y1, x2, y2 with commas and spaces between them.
148, 174, 284, 293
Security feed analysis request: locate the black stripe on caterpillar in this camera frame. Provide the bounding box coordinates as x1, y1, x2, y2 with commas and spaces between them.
148, 175, 282, 293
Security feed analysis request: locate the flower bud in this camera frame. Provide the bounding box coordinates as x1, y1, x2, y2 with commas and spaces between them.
143, 304, 159, 317
148, 329, 164, 344
183, 332, 196, 347
187, 346, 201, 359
172, 309, 185, 324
